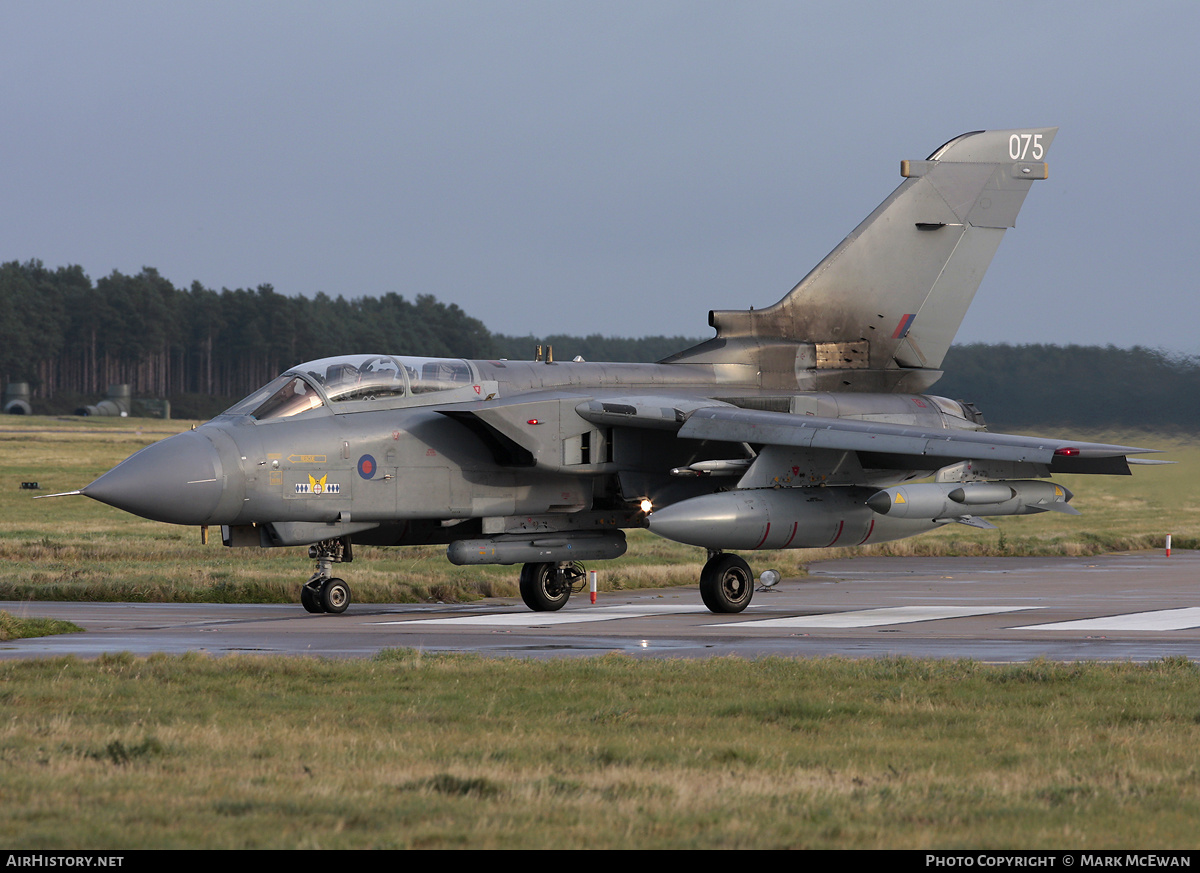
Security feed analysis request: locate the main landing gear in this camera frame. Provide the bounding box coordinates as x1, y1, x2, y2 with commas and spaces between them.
519, 561, 587, 612
516, 555, 755, 614
301, 537, 353, 614
699, 551, 754, 613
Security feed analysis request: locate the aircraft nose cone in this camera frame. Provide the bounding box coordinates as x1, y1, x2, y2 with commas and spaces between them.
83, 430, 226, 524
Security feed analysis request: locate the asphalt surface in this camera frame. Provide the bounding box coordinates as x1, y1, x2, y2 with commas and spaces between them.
3, 551, 1198, 662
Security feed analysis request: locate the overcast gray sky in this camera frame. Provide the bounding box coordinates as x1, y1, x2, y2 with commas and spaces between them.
4, 1, 1197, 353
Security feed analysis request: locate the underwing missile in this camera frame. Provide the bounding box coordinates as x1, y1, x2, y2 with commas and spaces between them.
865, 480, 1078, 520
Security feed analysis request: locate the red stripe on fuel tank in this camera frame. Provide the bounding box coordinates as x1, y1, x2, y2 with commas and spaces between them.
857, 518, 876, 545
826, 520, 845, 547
754, 523, 771, 550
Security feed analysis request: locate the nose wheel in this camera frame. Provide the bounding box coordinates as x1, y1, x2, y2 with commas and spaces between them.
301, 584, 322, 613
301, 577, 350, 614
300, 537, 353, 614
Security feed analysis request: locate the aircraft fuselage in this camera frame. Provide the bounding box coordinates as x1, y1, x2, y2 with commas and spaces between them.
71, 127, 1161, 616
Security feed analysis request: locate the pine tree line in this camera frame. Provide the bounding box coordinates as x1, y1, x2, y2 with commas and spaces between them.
936, 343, 1200, 431
3, 259, 1198, 429
0, 260, 497, 400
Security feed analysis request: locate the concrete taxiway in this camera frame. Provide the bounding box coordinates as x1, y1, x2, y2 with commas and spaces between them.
2, 551, 1198, 662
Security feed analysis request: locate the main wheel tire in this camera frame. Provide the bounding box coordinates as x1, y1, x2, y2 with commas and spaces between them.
301, 585, 325, 614
519, 562, 570, 612
320, 577, 351, 614
699, 553, 754, 613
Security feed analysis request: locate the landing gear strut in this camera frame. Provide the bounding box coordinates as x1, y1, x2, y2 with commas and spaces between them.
700, 551, 753, 613
301, 537, 353, 614
519, 561, 586, 612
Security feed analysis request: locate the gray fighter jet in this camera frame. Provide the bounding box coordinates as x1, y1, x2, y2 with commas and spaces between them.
67, 128, 1161, 614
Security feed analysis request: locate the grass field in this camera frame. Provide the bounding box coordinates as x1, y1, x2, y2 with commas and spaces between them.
2, 652, 1199, 849
1, 416, 1197, 605
2, 417, 1199, 849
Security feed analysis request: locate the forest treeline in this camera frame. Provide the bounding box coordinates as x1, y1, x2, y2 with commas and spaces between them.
0, 260, 693, 405
2, 259, 1197, 429
0, 260, 496, 400
935, 343, 1200, 431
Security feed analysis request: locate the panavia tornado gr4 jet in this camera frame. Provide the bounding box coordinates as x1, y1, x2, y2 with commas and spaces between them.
67, 127, 1161, 615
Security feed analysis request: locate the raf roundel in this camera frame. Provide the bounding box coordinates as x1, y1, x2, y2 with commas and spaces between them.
357, 454, 377, 480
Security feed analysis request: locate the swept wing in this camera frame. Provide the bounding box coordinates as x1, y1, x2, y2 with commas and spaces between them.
676, 406, 1157, 476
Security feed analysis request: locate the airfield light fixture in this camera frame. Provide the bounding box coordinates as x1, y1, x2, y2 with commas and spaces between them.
759, 569, 781, 589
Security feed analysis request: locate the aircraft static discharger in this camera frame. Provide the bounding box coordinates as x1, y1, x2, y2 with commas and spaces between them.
68, 128, 1162, 615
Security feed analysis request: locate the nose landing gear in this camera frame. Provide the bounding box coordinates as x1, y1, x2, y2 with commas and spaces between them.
301, 537, 353, 614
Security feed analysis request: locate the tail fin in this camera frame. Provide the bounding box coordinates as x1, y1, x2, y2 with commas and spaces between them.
672, 128, 1056, 392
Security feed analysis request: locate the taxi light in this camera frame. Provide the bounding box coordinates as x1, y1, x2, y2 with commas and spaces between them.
639, 498, 653, 513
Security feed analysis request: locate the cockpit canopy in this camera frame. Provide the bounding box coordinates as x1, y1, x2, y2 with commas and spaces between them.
225, 354, 476, 421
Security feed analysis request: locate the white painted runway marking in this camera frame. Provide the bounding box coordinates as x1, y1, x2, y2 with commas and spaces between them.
1015, 607, 1200, 631
730, 606, 1038, 629
386, 604, 1040, 630
380, 604, 711, 627
376, 604, 1200, 633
